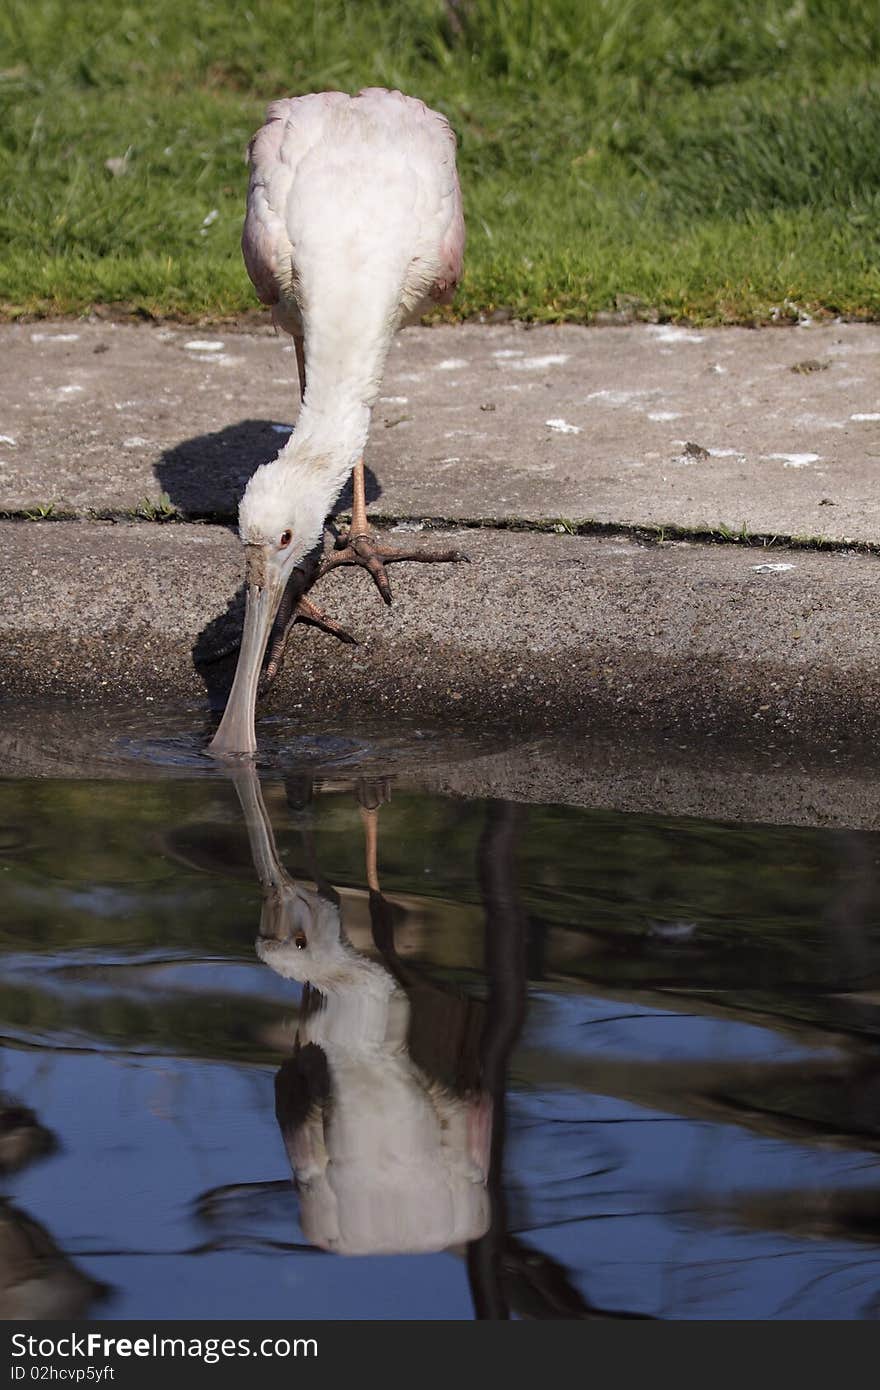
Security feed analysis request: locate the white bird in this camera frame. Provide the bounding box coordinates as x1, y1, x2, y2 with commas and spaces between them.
231, 766, 491, 1255
210, 88, 467, 757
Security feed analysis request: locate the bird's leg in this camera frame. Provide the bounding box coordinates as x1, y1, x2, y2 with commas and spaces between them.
318, 458, 468, 606
259, 559, 357, 694
360, 801, 381, 895
349, 456, 371, 542
357, 779, 394, 955
357, 777, 391, 886
357, 780, 422, 989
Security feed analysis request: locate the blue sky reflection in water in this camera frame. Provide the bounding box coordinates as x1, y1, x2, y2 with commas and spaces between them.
1, 772, 879, 1320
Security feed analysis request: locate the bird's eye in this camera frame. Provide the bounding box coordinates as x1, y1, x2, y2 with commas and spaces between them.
294, 930, 307, 950
279, 530, 292, 549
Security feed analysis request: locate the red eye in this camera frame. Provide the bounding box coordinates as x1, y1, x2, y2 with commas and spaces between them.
279, 530, 292, 549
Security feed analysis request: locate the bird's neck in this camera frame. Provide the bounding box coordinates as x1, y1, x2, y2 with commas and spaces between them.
282, 254, 405, 485
303, 953, 408, 1053
281, 395, 371, 499
266, 406, 367, 559
301, 238, 405, 402
266, 261, 407, 552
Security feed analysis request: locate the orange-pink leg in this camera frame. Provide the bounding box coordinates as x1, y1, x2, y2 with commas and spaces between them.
360, 801, 381, 894
319, 457, 468, 606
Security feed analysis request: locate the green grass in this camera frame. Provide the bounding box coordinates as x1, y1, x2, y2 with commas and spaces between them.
135, 491, 180, 522
1, 0, 879, 322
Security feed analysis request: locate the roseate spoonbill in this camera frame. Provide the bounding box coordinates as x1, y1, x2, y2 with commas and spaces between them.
231, 766, 491, 1254
210, 88, 467, 757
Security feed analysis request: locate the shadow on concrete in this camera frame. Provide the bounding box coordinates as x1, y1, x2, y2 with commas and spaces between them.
193, 585, 247, 713
154, 418, 381, 520
154, 420, 380, 711
190, 542, 329, 714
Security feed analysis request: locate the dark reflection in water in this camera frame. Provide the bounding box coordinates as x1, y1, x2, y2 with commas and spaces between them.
0, 773, 879, 1318
0, 1098, 106, 1318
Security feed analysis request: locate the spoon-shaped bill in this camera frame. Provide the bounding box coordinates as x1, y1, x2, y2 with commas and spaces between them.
208, 574, 284, 757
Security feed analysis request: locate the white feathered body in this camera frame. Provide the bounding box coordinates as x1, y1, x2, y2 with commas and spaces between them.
284, 955, 490, 1256
257, 906, 490, 1256
239, 89, 465, 556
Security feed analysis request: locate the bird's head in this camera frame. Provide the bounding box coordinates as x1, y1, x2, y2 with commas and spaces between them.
256, 882, 351, 986
239, 456, 330, 570
208, 459, 329, 757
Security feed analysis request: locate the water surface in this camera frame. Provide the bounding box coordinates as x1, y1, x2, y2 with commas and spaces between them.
1, 756, 879, 1320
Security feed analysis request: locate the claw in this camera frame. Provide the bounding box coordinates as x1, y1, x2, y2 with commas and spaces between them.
358, 545, 393, 605
295, 595, 357, 646
356, 776, 392, 811
318, 530, 466, 605
260, 588, 356, 694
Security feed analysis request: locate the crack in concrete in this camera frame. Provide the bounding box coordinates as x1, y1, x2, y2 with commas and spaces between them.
0, 506, 877, 558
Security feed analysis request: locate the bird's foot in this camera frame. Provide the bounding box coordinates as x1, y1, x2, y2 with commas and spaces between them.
355, 776, 392, 812
259, 570, 356, 694
318, 529, 468, 605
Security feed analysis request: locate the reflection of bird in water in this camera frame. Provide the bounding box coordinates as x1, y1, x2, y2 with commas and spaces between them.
184, 777, 647, 1317
209, 88, 467, 756
232, 767, 491, 1255
0, 1100, 107, 1319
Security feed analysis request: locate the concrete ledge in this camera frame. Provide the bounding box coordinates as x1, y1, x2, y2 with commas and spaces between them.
2, 519, 880, 753
3, 319, 880, 544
